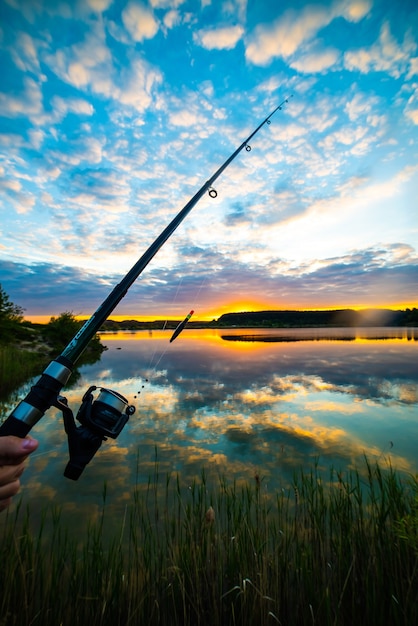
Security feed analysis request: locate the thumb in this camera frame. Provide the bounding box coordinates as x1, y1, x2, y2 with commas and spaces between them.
0, 435, 39, 462
21, 437, 39, 453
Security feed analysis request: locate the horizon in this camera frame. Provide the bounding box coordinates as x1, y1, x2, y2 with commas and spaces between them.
1, 0, 417, 319
24, 303, 417, 325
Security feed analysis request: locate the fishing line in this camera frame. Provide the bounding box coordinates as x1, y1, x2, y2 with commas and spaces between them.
139, 273, 207, 398
138, 273, 185, 396
191, 275, 208, 310
140, 250, 212, 397
160, 276, 184, 333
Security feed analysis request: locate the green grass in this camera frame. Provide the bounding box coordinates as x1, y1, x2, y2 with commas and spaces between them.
1, 460, 417, 626
0, 345, 46, 400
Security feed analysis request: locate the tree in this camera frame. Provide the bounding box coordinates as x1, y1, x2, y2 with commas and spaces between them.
42, 311, 80, 346
0, 284, 26, 342
42, 311, 106, 361
0, 284, 24, 323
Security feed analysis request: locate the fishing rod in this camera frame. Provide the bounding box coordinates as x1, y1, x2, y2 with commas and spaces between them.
0, 96, 292, 479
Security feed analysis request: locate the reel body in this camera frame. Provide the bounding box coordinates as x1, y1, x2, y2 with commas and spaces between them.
77, 387, 135, 438
56, 386, 135, 480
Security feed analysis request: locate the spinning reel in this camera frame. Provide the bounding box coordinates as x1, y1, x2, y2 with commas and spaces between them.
54, 386, 135, 480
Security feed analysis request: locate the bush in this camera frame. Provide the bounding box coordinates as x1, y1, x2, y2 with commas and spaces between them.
42, 312, 106, 361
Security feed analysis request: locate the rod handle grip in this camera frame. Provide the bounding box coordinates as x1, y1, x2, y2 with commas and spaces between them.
0, 416, 32, 438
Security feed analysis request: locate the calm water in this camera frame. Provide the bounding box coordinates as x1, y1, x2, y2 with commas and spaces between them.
2, 327, 418, 523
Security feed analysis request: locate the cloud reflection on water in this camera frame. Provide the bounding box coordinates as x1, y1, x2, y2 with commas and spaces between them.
4, 328, 417, 523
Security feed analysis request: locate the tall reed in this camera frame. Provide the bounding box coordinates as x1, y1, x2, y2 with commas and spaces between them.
0, 345, 45, 400
1, 460, 417, 626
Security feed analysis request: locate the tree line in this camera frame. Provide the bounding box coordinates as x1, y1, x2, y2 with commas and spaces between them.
216, 308, 418, 327
0, 284, 105, 355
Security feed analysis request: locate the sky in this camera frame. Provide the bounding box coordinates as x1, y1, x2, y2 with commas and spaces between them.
0, 0, 417, 322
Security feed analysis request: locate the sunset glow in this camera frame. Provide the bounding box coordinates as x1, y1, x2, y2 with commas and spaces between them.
24, 299, 418, 327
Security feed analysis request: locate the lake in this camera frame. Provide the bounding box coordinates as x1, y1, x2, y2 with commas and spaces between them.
2, 327, 417, 524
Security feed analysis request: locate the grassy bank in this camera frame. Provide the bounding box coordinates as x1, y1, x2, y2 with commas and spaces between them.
1, 461, 417, 626
0, 345, 47, 398
0, 312, 107, 402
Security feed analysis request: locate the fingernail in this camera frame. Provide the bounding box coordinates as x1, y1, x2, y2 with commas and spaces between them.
22, 438, 38, 450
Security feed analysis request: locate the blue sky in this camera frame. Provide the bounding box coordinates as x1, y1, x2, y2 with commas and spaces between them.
0, 0, 417, 321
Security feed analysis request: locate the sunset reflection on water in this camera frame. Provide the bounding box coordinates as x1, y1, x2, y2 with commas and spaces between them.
3, 327, 417, 525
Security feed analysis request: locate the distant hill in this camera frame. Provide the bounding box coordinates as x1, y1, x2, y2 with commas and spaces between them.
100, 308, 418, 330
216, 309, 418, 327
100, 319, 205, 331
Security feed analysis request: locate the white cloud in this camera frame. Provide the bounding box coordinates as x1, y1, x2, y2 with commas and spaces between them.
45, 20, 114, 97
268, 121, 309, 143
45, 21, 162, 115
406, 109, 418, 124
45, 166, 61, 181
256, 75, 283, 94
84, 0, 113, 11
27, 129, 45, 149
0, 77, 43, 121
52, 96, 94, 117
82, 137, 104, 164
345, 92, 380, 121
163, 10, 181, 29
194, 25, 244, 50
49, 136, 105, 168
246, 6, 331, 65
290, 48, 340, 73
323, 125, 368, 147
199, 80, 215, 98
0, 134, 24, 152
66, 60, 90, 88
72, 25, 112, 68
3, 0, 43, 23
169, 109, 201, 127
150, 0, 185, 7
304, 111, 338, 134
0, 178, 22, 192
122, 2, 159, 42
344, 22, 417, 78
407, 57, 418, 79
10, 31, 42, 74
4, 185, 37, 215
118, 57, 163, 112
231, 0, 248, 23
339, 0, 372, 22
245, 0, 371, 66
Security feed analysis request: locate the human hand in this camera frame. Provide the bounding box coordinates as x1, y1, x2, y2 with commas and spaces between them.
0, 436, 39, 513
